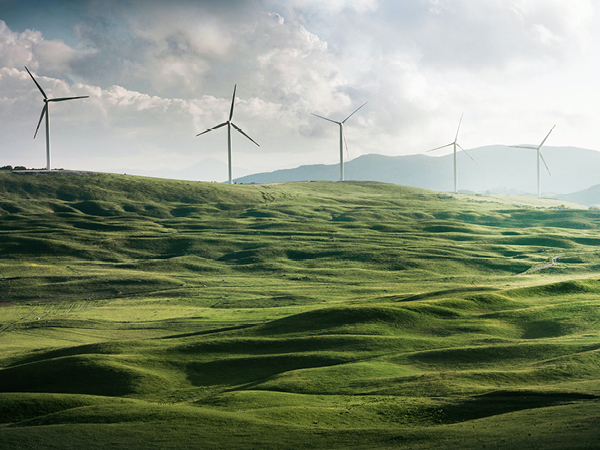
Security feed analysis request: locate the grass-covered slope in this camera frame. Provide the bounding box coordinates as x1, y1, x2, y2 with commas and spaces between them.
1, 171, 600, 449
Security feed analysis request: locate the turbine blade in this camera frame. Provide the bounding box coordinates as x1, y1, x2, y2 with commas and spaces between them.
538, 124, 556, 148
196, 122, 228, 136
457, 143, 477, 165
229, 85, 237, 121
454, 113, 463, 142
311, 113, 340, 125
25, 66, 47, 99
34, 104, 47, 139
427, 143, 454, 152
510, 145, 537, 149
231, 122, 260, 146
539, 150, 551, 175
343, 128, 349, 158
49, 96, 89, 102
342, 101, 368, 123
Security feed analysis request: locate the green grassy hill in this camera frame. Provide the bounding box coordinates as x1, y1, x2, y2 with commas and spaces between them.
1, 171, 600, 449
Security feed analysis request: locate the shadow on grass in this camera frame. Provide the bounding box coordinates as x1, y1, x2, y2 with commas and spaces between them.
441, 390, 599, 424
396, 286, 498, 303
157, 324, 256, 340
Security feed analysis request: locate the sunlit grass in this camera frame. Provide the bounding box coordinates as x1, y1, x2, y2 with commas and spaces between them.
1, 172, 600, 448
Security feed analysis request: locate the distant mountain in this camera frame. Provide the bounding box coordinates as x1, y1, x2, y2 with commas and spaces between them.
118, 158, 251, 182
234, 146, 600, 196
555, 184, 600, 208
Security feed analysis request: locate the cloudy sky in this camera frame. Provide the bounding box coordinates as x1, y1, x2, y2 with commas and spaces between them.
1, 0, 599, 179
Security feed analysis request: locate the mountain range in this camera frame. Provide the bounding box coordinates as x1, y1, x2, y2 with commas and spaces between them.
118, 146, 600, 206
120, 158, 251, 182
234, 145, 600, 201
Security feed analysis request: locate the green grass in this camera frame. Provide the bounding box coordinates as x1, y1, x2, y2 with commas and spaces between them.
2, 171, 600, 448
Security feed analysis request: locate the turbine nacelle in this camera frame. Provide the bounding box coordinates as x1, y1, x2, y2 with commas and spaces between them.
311, 102, 368, 181
25, 66, 88, 170
196, 85, 259, 184
510, 125, 556, 197
427, 114, 477, 194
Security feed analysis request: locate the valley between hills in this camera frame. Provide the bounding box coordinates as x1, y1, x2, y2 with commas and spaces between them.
1, 171, 599, 449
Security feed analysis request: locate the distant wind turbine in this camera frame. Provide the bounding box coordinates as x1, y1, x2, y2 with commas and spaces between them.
25, 67, 89, 171
311, 102, 368, 182
511, 125, 555, 198
427, 114, 477, 194
196, 85, 259, 184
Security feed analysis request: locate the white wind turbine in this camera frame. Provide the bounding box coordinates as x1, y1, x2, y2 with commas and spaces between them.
196, 85, 259, 184
511, 125, 555, 198
311, 102, 368, 181
427, 114, 476, 194
25, 66, 89, 171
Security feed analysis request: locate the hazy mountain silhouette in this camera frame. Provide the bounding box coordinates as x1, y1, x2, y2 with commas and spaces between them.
119, 158, 250, 182
555, 184, 600, 208
234, 146, 600, 196
115, 146, 600, 203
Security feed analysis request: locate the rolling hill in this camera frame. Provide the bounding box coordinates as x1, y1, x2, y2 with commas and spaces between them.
1, 171, 600, 449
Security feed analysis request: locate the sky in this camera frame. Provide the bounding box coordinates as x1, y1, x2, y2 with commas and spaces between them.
1, 0, 600, 180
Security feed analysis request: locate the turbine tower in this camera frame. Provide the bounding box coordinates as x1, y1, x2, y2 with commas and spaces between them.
311, 102, 368, 182
511, 125, 555, 198
25, 66, 89, 171
427, 114, 476, 194
196, 85, 259, 184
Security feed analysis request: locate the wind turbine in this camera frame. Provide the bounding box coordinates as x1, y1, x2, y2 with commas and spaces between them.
511, 125, 555, 198
427, 114, 476, 194
196, 85, 259, 184
25, 66, 89, 171
311, 102, 368, 182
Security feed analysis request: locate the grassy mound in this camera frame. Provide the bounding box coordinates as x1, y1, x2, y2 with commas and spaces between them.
2, 171, 600, 448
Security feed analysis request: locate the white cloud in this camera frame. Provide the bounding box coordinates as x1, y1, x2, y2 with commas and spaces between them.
510, 0, 593, 52
531, 23, 563, 45
1, 1, 600, 176
0, 20, 96, 75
